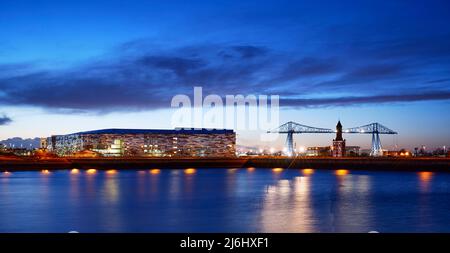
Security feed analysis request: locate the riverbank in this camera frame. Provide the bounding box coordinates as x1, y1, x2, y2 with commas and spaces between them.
0, 157, 449, 172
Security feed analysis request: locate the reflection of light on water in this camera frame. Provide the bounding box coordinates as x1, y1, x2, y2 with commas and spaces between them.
138, 170, 146, 175
184, 168, 196, 175
183, 169, 196, 195
247, 167, 255, 172
272, 168, 283, 173
106, 170, 118, 175
69, 167, 80, 202
302, 168, 314, 176
104, 176, 119, 202
333, 174, 373, 232
101, 174, 121, 230
169, 171, 181, 200
261, 176, 314, 232
356, 175, 370, 193
41, 169, 50, 174
278, 180, 290, 196
418, 171, 433, 192
335, 169, 349, 176
3, 171, 11, 176
86, 169, 97, 175
228, 168, 238, 173
150, 169, 161, 175
419, 171, 433, 182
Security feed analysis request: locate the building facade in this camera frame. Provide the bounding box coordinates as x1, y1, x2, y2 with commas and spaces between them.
332, 121, 346, 157
46, 128, 236, 157
306, 146, 331, 156
345, 146, 360, 156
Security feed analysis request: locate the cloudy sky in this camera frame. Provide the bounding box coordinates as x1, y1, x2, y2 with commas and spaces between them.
1, 0, 449, 150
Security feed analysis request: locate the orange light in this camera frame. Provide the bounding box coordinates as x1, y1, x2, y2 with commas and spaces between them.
86, 169, 97, 174
71, 168, 80, 174
302, 168, 314, 175
3, 171, 11, 175
419, 171, 433, 182
41, 169, 50, 174
184, 168, 196, 175
150, 169, 161, 175
106, 170, 117, 175
247, 167, 256, 172
272, 168, 283, 173
335, 169, 349, 176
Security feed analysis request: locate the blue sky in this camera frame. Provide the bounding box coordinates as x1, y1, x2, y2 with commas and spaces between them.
0, 0, 449, 150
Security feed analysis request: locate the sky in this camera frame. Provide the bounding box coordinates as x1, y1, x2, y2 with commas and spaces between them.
0, 0, 449, 150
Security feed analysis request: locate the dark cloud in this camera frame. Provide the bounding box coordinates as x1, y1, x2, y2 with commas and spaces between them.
231, 45, 268, 59
348, 64, 403, 78
426, 78, 450, 84
137, 56, 205, 76
266, 57, 341, 85
0, 38, 450, 113
282, 92, 450, 108
0, 115, 12, 125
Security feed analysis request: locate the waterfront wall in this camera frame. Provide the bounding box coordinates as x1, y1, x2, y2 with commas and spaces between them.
1, 157, 449, 171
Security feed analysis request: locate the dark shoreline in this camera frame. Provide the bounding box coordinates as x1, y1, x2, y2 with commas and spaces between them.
1, 157, 449, 172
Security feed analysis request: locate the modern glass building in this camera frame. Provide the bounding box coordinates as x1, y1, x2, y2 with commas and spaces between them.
46, 128, 236, 157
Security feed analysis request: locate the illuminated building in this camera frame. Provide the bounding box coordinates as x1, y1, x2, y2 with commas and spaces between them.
332, 121, 346, 157
306, 146, 331, 156
46, 128, 235, 157
345, 146, 360, 156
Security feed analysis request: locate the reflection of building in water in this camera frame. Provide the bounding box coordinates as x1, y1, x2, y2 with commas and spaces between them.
260, 177, 315, 232
45, 128, 235, 157
332, 174, 373, 232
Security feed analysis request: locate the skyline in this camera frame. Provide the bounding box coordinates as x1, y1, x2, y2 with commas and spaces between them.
1, 0, 450, 150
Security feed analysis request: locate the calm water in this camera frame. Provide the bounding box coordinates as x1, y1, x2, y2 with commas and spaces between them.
0, 168, 449, 232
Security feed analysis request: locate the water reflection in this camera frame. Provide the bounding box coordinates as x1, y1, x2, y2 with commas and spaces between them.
86, 169, 97, 175
101, 171, 121, 230
71, 168, 80, 175
261, 176, 314, 232
106, 170, 118, 176
184, 168, 196, 175
302, 168, 314, 176
418, 171, 433, 193
335, 169, 349, 176
169, 170, 181, 200
228, 168, 238, 174
104, 173, 119, 203
69, 169, 80, 193
150, 169, 161, 175
1, 168, 450, 232
184, 168, 196, 195
332, 172, 373, 232
272, 168, 283, 173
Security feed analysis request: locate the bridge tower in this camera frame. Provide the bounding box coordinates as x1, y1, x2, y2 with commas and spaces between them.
343, 123, 397, 157
267, 121, 334, 157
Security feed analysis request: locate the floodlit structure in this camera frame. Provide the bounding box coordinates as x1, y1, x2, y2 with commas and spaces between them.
46, 128, 236, 157
332, 121, 346, 157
